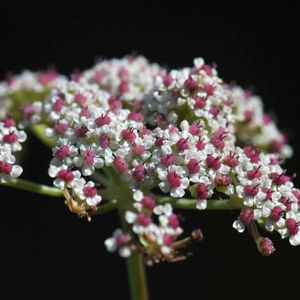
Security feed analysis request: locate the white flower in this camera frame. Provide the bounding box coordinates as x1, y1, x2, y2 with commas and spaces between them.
104, 229, 132, 257
48, 164, 83, 190
158, 165, 189, 198
73, 144, 104, 176
278, 212, 300, 246
73, 180, 102, 206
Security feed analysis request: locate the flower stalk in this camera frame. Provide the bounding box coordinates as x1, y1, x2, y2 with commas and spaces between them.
0, 178, 63, 197
157, 196, 242, 210
126, 252, 149, 300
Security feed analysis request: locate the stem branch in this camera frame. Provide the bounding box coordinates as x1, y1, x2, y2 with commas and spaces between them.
0, 178, 63, 197
157, 197, 241, 210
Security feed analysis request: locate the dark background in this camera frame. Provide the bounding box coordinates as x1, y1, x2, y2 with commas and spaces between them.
0, 1, 299, 299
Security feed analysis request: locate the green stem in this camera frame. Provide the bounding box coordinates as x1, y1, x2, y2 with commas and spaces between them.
126, 252, 149, 300
157, 197, 241, 210
118, 207, 149, 300
30, 124, 56, 148
0, 178, 63, 197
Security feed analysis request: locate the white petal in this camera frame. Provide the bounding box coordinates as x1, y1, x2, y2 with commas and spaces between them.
86, 195, 102, 206
73, 157, 84, 167
18, 131, 27, 142
45, 128, 54, 137
220, 164, 230, 175
205, 144, 215, 154
125, 211, 136, 224
159, 181, 170, 193
243, 197, 254, 207
53, 178, 65, 189
163, 203, 173, 216
48, 165, 58, 177
193, 57, 204, 68
271, 192, 281, 201
236, 186, 244, 197
82, 166, 93, 176
181, 177, 190, 189
196, 199, 207, 210
265, 219, 275, 232
133, 190, 143, 202
232, 220, 245, 233
278, 228, 288, 239
180, 120, 189, 131
171, 187, 184, 198
94, 158, 104, 168
289, 233, 300, 246
104, 238, 117, 252
161, 245, 171, 255
254, 209, 262, 219
153, 205, 164, 215
11, 165, 23, 178
159, 215, 168, 226
276, 218, 285, 228
119, 247, 131, 258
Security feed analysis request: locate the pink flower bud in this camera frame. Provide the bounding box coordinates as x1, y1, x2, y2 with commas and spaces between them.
259, 238, 275, 256
122, 129, 136, 143
55, 145, 70, 161
0, 161, 13, 174
83, 185, 97, 198
99, 133, 110, 149
136, 214, 152, 226
286, 218, 299, 236
133, 164, 146, 181
167, 172, 181, 188
197, 183, 208, 199
113, 157, 128, 173
161, 154, 176, 167
184, 77, 198, 91
95, 114, 111, 126
168, 214, 179, 229
239, 209, 254, 225
57, 169, 74, 182
206, 156, 221, 170
142, 196, 156, 210
188, 159, 200, 174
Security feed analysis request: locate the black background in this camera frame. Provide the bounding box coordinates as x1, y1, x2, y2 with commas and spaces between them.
0, 1, 300, 299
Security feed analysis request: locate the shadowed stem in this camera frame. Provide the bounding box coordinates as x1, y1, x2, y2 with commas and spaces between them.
126, 252, 149, 300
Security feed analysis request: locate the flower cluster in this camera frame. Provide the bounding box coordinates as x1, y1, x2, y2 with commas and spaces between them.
228, 86, 292, 158
0, 116, 26, 182
81, 55, 165, 109
0, 55, 298, 262
106, 190, 204, 264
232, 146, 300, 245
44, 80, 111, 210
143, 58, 235, 134
0, 70, 65, 127
126, 190, 183, 261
